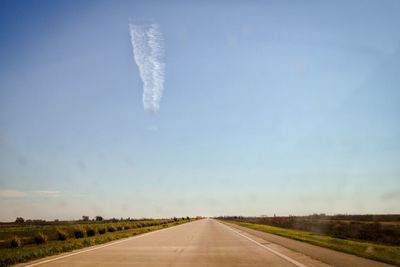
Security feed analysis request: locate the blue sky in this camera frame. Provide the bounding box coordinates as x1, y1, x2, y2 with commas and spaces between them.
0, 0, 399, 221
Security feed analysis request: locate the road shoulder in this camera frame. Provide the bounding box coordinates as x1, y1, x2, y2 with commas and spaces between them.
219, 220, 395, 267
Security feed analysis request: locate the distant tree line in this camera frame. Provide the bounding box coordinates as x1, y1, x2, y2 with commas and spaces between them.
7, 216, 193, 226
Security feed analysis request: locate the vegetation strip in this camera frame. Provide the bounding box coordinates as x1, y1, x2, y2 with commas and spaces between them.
0, 219, 193, 267
223, 220, 400, 266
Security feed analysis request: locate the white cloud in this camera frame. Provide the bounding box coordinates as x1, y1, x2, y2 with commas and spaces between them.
129, 23, 165, 113
146, 126, 159, 132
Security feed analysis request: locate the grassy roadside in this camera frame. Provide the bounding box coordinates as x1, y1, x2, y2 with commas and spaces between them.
0, 220, 192, 267
223, 220, 400, 266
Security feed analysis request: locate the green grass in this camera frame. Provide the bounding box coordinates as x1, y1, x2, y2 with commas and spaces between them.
0, 220, 192, 267
224, 220, 400, 266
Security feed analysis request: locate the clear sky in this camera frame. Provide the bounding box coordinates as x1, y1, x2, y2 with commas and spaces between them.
0, 0, 399, 221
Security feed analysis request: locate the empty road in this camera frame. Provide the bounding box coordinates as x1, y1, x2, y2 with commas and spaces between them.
21, 219, 394, 267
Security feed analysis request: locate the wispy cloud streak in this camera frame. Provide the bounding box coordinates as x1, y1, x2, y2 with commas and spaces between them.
0, 190, 61, 198
32, 191, 61, 198
129, 23, 165, 113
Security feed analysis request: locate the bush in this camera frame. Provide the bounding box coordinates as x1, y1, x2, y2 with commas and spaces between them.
107, 225, 116, 232
86, 227, 96, 237
56, 229, 68, 240
124, 225, 131, 230
34, 232, 48, 244
98, 228, 106, 234
10, 236, 22, 248
15, 217, 25, 223
74, 228, 85, 238
116, 225, 123, 231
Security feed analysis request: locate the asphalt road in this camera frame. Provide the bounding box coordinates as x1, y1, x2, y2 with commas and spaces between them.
21, 219, 394, 267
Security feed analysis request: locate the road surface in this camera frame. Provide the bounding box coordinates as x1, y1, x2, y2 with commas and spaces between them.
21, 219, 394, 267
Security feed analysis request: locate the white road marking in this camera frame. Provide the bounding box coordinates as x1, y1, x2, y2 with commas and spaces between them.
217, 220, 308, 267
23, 221, 194, 267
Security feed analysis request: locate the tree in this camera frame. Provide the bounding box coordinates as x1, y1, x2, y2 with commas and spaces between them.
95, 216, 103, 221
15, 217, 24, 223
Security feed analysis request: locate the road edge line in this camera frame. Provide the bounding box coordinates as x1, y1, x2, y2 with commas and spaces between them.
217, 220, 308, 267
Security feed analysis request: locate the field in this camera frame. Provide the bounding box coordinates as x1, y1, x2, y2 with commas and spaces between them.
0, 217, 193, 267
219, 215, 400, 265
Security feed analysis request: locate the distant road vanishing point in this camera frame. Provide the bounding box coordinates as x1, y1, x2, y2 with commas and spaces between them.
21, 219, 394, 267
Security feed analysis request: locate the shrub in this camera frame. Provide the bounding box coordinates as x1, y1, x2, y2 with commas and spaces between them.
15, 217, 25, 223
74, 228, 85, 238
98, 227, 106, 234
116, 225, 123, 231
124, 225, 131, 230
107, 225, 116, 232
10, 236, 22, 248
34, 232, 48, 244
86, 227, 96, 237
56, 229, 68, 240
